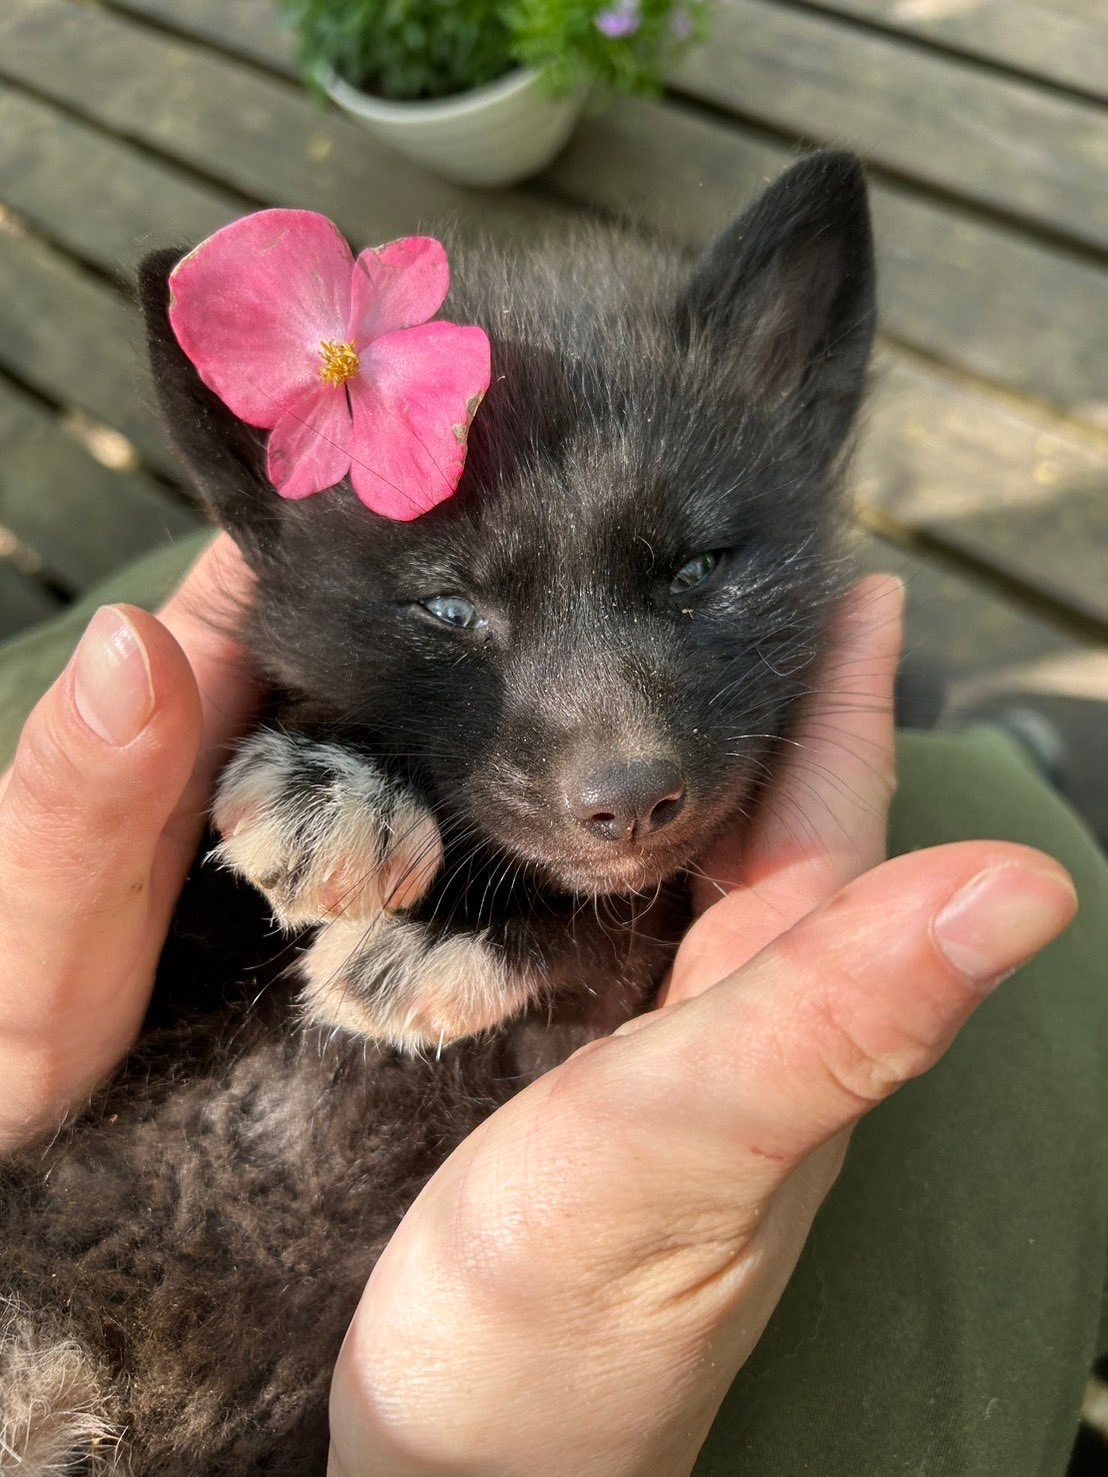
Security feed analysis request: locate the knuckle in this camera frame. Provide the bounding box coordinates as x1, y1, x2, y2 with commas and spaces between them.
790, 947, 908, 1109
816, 1026, 902, 1108
12, 706, 84, 816
4, 718, 100, 870
1, 702, 150, 900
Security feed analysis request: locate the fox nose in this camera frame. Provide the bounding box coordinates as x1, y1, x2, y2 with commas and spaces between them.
566, 760, 686, 842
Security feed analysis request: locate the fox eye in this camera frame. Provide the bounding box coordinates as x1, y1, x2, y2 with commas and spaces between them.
669, 552, 720, 595
421, 594, 486, 631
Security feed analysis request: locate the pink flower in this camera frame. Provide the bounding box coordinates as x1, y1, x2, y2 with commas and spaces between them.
168, 210, 492, 521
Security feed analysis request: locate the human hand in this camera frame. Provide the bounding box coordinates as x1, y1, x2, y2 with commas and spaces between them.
328, 577, 1078, 1477
0, 535, 255, 1150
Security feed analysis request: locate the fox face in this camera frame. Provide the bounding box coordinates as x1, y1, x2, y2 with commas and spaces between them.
143, 151, 875, 901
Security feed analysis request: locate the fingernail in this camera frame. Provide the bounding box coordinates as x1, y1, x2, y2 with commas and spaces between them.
72, 606, 155, 747
933, 864, 1077, 989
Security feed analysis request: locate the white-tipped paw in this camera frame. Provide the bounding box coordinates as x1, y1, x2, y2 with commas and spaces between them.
211, 730, 442, 929
300, 915, 540, 1053
299, 915, 543, 1057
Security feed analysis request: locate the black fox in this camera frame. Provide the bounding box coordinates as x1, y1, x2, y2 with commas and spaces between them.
0, 150, 875, 1473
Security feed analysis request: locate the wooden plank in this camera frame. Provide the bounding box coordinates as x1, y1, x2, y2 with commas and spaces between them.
0, 84, 243, 279
109, 0, 298, 75
2, 80, 1106, 628
0, 0, 559, 248
807, 0, 1107, 103
11, 104, 1104, 632
670, 0, 1108, 254
0, 85, 241, 275
113, 0, 1108, 107
0, 226, 173, 473
0, 379, 199, 591
547, 100, 1108, 428
5, 0, 1104, 425
0, 561, 60, 641
856, 354, 1108, 629
857, 535, 1108, 714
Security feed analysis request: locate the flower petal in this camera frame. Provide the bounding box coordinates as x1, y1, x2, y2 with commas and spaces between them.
347, 323, 491, 521
267, 383, 353, 499
169, 209, 353, 428
347, 238, 450, 346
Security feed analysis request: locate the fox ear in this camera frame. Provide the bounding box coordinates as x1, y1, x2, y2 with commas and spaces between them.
677, 150, 875, 451
138, 248, 279, 567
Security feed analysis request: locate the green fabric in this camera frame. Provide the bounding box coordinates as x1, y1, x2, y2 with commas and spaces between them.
2, 551, 1105, 1475
697, 728, 1108, 1477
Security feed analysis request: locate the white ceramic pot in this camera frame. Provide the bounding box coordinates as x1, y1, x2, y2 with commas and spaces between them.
322, 65, 585, 189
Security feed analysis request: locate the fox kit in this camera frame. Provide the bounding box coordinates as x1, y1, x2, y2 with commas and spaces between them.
0, 151, 875, 1473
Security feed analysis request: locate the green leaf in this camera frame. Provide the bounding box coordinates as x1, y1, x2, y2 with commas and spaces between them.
275, 0, 711, 100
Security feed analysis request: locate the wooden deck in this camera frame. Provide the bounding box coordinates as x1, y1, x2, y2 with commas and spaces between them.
0, 0, 1106, 720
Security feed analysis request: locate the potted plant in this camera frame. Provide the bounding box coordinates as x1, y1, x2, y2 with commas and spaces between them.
278, 0, 707, 188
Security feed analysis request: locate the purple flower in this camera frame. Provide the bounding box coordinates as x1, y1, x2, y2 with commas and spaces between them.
595, 0, 641, 39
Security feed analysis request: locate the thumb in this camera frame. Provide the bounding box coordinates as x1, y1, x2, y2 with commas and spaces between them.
0, 604, 202, 1138
327, 844, 1076, 1477
612, 840, 1077, 1218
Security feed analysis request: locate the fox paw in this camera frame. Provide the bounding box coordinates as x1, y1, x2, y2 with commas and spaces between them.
300, 915, 540, 1053
211, 730, 442, 929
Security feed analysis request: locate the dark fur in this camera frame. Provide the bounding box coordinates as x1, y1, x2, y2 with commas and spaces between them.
0, 152, 875, 1472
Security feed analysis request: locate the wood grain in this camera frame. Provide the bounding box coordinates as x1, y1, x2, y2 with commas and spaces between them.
0, 380, 198, 591
0, 0, 557, 247
548, 100, 1108, 427
857, 536, 1108, 711
109, 0, 298, 75
805, 0, 1107, 102
0, 85, 243, 279
108, 0, 1108, 103
1, 0, 1104, 647
671, 0, 1108, 253
82, 0, 1107, 421
1, 27, 1105, 624
857, 354, 1108, 628
0, 228, 171, 473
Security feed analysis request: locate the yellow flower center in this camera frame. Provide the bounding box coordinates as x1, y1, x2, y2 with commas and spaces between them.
318, 339, 360, 387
